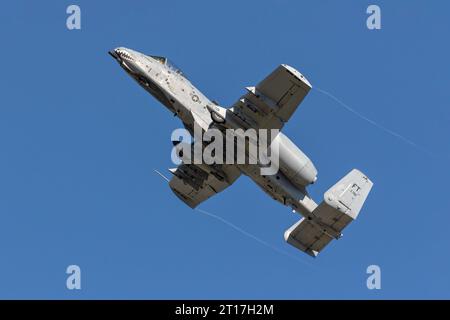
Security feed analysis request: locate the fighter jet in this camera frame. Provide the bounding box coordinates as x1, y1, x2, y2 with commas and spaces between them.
109, 47, 373, 257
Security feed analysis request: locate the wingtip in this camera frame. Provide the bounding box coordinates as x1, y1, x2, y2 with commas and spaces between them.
281, 64, 312, 88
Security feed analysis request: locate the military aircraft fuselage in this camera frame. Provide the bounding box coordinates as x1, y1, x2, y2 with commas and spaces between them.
110, 47, 374, 257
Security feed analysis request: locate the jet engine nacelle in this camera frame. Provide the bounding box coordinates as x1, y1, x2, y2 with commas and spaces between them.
272, 133, 317, 188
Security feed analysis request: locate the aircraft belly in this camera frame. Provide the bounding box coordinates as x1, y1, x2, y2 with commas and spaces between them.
239, 164, 288, 202
241, 164, 317, 215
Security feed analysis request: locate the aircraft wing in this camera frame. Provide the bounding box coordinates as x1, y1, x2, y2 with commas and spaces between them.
169, 163, 241, 208
229, 64, 312, 130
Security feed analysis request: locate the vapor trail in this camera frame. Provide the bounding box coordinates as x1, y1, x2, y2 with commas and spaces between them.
152, 169, 314, 265
153, 169, 170, 182
196, 208, 314, 267
314, 86, 439, 159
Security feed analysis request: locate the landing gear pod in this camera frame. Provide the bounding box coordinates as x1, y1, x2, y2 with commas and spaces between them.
206, 105, 226, 123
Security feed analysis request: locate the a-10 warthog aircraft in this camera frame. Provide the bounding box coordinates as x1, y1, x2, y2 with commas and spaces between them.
109, 47, 373, 257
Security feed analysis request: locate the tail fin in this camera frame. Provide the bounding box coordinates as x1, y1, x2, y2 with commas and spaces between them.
285, 169, 373, 257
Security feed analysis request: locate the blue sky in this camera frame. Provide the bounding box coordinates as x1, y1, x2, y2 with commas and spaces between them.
1, 0, 449, 299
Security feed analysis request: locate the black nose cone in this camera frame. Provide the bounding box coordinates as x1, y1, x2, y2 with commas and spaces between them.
108, 50, 119, 60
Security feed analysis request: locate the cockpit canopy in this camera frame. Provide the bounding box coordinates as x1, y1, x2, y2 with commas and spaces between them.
149, 55, 183, 75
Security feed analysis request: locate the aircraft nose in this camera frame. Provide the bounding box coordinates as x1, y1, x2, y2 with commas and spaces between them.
108, 49, 119, 60
109, 47, 135, 62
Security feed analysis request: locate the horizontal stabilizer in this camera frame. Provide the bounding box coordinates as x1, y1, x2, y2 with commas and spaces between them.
285, 169, 373, 257
284, 218, 333, 257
